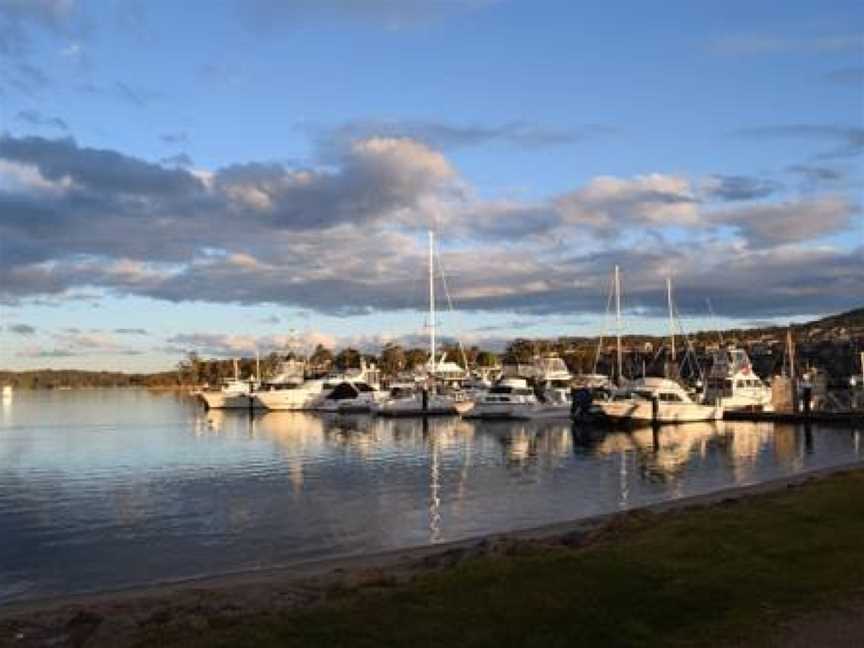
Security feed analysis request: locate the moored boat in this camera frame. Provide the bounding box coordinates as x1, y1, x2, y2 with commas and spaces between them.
316, 379, 389, 413
197, 359, 260, 409
374, 389, 472, 417
198, 378, 259, 409
464, 377, 538, 420
254, 377, 330, 411
703, 348, 773, 412
594, 377, 723, 423
373, 230, 473, 417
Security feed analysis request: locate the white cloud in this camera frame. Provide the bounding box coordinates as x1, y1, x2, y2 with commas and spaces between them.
555, 174, 699, 233
0, 158, 72, 193
708, 197, 856, 246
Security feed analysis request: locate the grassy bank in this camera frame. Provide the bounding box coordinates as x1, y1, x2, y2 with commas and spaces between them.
136, 468, 864, 648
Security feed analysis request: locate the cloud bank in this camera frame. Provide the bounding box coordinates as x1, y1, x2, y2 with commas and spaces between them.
0, 132, 861, 322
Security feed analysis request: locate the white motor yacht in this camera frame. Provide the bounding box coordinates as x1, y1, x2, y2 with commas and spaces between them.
595, 377, 723, 423
464, 378, 539, 419
254, 378, 331, 411
316, 380, 389, 413
703, 348, 773, 412
374, 387, 473, 417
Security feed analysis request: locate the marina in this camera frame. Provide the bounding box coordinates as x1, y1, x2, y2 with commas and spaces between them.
0, 1, 861, 643
1, 388, 861, 606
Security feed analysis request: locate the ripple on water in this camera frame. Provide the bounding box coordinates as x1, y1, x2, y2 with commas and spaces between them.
0, 390, 862, 605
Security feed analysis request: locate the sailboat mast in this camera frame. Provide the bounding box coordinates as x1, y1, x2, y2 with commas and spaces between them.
667, 276, 676, 363
787, 326, 796, 380
428, 230, 436, 376
614, 265, 622, 383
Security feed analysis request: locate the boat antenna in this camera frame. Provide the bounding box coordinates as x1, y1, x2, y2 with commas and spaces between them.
667, 276, 676, 363
706, 298, 724, 345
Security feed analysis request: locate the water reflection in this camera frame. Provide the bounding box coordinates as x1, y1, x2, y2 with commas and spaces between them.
0, 390, 861, 605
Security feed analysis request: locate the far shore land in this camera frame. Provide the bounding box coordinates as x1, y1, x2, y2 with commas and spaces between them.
2, 461, 863, 647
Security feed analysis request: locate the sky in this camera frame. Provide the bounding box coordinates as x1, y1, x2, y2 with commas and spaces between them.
0, 0, 862, 371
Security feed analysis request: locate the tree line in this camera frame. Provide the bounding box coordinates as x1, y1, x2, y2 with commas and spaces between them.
3, 306, 860, 389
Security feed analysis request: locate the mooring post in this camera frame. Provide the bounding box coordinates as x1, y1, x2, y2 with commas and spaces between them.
802, 384, 812, 419
651, 395, 659, 427
422, 387, 429, 413
570, 386, 578, 417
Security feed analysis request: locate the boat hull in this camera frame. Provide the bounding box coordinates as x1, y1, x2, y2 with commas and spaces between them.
198, 392, 260, 409
595, 400, 723, 423
374, 395, 465, 417
717, 395, 774, 412
253, 390, 322, 411
463, 402, 514, 419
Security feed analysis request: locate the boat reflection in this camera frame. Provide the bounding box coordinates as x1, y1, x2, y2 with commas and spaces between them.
192, 409, 844, 505
464, 419, 574, 468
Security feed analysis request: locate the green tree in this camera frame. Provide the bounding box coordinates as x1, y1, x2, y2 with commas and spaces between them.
380, 343, 406, 375
335, 347, 361, 370
309, 344, 334, 370
476, 350, 499, 367
404, 347, 429, 370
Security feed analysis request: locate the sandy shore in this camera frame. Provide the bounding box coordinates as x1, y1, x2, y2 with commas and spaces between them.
1, 460, 861, 647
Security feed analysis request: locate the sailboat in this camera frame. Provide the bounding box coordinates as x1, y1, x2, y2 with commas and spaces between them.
375, 231, 473, 417
572, 265, 624, 396
593, 276, 723, 423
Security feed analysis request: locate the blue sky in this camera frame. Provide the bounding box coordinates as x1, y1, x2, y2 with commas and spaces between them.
0, 0, 862, 371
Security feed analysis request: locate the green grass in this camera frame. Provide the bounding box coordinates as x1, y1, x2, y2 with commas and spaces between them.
143, 470, 864, 647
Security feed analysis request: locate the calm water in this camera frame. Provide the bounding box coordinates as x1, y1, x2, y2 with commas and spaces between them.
1, 389, 861, 605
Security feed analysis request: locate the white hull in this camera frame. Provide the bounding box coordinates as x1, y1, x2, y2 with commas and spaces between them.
464, 401, 516, 419
254, 389, 323, 411
317, 395, 385, 413
467, 401, 571, 420
596, 399, 723, 423
375, 394, 471, 417
717, 394, 773, 412
516, 403, 572, 420
199, 392, 261, 409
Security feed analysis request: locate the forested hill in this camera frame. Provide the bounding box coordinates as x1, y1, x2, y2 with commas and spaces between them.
810, 307, 864, 329
0, 369, 180, 390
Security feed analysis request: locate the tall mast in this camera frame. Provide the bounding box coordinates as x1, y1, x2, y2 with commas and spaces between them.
667, 276, 676, 363
428, 230, 436, 376
614, 265, 622, 383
